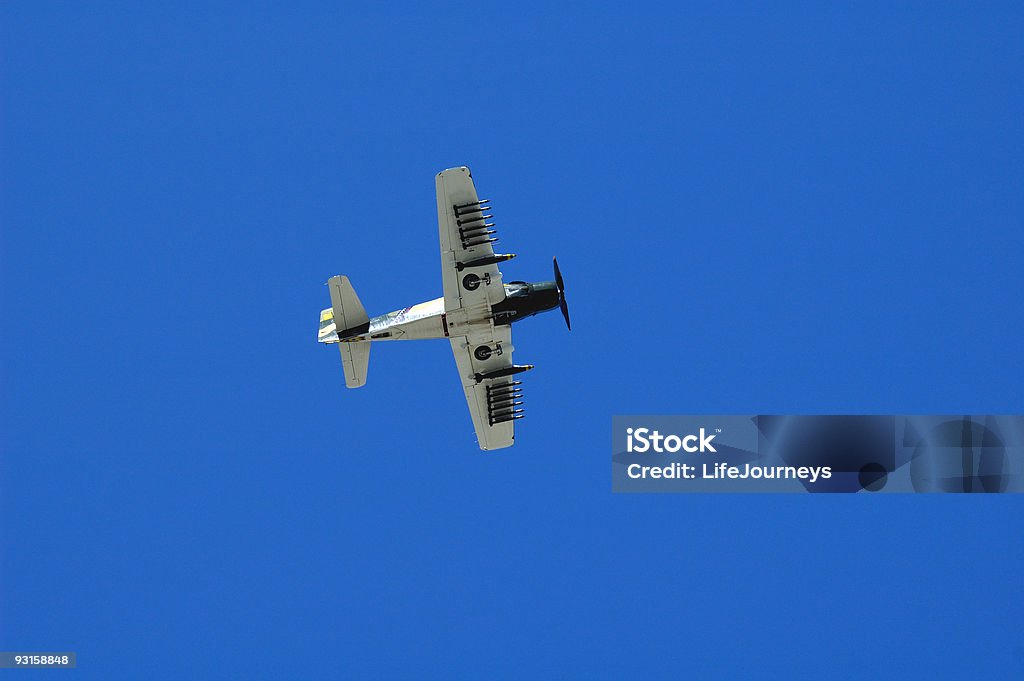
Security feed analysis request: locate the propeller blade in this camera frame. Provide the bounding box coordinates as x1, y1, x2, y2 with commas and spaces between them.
553, 257, 570, 331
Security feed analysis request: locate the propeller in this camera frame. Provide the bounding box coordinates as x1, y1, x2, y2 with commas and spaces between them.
553, 257, 570, 331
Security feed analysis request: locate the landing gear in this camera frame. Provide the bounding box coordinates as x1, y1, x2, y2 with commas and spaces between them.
474, 342, 504, 361
462, 272, 492, 291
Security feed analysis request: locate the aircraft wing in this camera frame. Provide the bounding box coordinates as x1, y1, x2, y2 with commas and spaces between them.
436, 167, 507, 316
449, 324, 521, 451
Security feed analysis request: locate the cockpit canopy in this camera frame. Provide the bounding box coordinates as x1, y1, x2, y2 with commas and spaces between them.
504, 281, 530, 297
493, 279, 560, 324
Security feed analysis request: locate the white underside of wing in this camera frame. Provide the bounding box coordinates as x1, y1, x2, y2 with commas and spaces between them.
436, 167, 521, 450
436, 167, 506, 318
449, 324, 516, 451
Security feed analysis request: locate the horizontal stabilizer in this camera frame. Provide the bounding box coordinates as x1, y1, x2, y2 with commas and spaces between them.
338, 340, 370, 388
327, 275, 371, 388
327, 275, 369, 339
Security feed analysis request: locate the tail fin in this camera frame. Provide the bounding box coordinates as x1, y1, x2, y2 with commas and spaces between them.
326, 275, 371, 388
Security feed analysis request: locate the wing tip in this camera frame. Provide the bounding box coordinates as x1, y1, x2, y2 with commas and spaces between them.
437, 165, 471, 178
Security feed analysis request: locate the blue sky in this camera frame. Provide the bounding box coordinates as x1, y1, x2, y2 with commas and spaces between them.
2, 2, 1022, 679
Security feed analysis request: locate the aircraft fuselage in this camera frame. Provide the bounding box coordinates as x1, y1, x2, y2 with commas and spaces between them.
318, 281, 560, 344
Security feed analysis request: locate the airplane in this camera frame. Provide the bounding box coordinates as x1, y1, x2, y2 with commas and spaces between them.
318, 166, 570, 450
